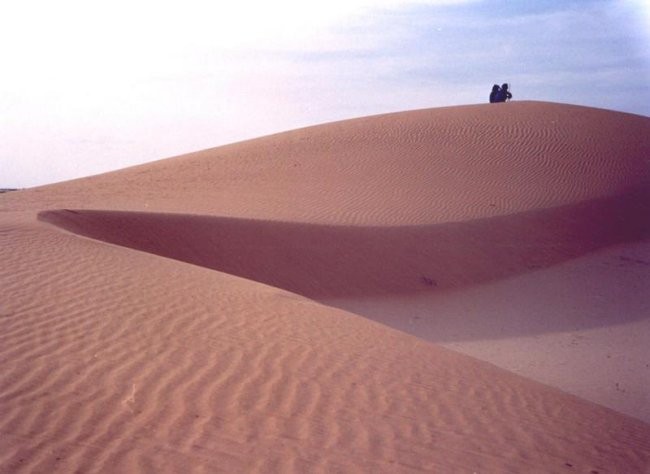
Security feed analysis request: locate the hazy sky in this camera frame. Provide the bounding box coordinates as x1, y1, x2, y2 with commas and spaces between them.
1, 0, 649, 188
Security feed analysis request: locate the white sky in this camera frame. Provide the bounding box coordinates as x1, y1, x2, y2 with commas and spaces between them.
1, 0, 648, 188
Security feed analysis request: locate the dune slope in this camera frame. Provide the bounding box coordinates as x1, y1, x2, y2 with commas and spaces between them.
39, 182, 648, 299
2, 102, 650, 472
3, 102, 648, 224
2, 214, 650, 473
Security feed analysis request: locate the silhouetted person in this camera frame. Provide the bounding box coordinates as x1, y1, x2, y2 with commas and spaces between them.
489, 84, 500, 103
495, 83, 512, 102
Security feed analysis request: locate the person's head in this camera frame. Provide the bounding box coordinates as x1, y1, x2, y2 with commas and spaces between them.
501, 83, 509, 90
492, 84, 500, 92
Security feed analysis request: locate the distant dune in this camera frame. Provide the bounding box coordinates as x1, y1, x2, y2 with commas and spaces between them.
2, 102, 649, 472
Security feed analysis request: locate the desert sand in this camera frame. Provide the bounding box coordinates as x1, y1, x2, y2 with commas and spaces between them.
1, 101, 649, 472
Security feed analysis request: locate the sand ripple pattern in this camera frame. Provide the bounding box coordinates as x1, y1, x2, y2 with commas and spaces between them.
0, 215, 649, 472
2, 103, 650, 472
2, 102, 648, 226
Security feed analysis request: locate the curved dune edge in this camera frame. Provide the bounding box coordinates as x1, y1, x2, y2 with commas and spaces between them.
2, 102, 650, 471
323, 238, 650, 424
35, 182, 650, 424
1, 216, 649, 473
39, 181, 648, 303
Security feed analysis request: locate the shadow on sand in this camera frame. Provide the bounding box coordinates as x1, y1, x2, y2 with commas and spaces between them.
39, 186, 648, 301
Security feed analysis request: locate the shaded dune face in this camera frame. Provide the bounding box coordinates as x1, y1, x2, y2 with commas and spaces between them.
36, 102, 650, 345
40, 184, 649, 304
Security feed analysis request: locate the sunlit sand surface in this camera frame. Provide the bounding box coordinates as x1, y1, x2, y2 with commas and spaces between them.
2, 102, 649, 472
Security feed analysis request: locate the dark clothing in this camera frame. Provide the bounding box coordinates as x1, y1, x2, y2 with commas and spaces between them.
495, 90, 512, 102
489, 85, 500, 103
495, 84, 512, 102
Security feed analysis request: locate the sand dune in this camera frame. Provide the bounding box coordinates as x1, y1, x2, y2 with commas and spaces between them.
2, 102, 650, 472
39, 183, 647, 299
4, 102, 648, 223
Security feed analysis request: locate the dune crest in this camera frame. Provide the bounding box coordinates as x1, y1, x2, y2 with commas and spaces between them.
2, 102, 650, 472
4, 102, 649, 224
